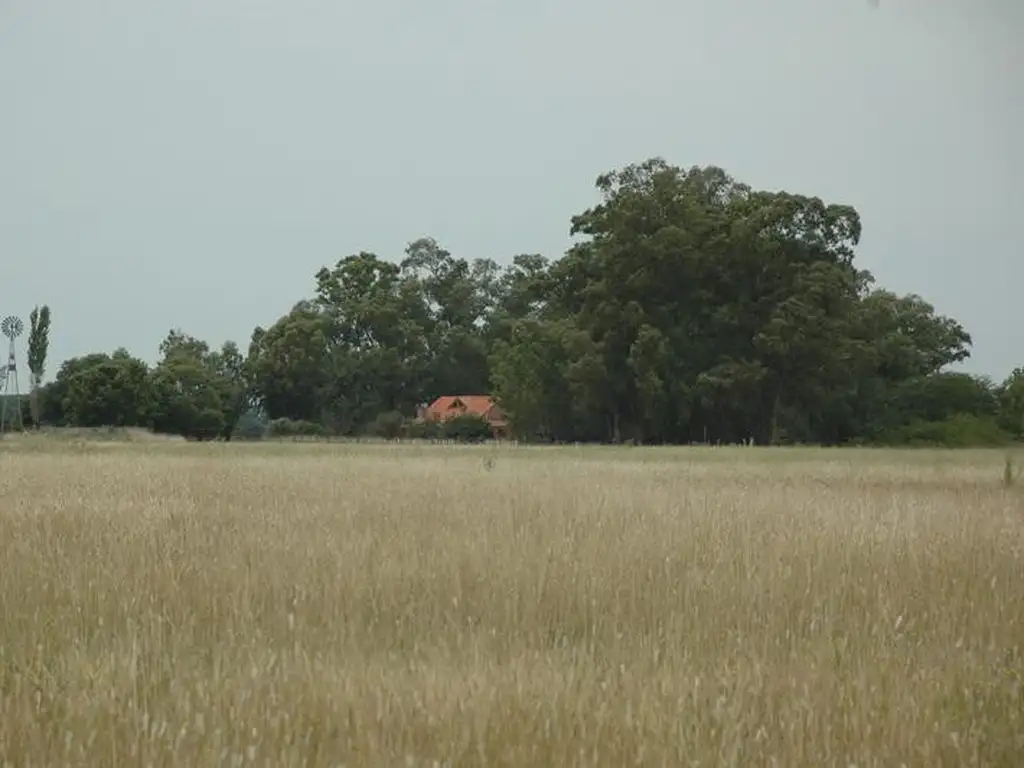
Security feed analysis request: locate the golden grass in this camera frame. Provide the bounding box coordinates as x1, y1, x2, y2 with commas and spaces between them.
1, 442, 1022, 766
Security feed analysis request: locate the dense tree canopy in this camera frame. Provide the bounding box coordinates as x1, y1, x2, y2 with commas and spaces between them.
8, 158, 1018, 445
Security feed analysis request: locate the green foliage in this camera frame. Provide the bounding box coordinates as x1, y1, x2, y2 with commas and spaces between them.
371, 410, 405, 440
889, 373, 996, 423
149, 359, 226, 441
996, 368, 1024, 438
27, 305, 52, 427
51, 350, 154, 428
27, 305, 51, 381
148, 330, 248, 440
248, 304, 332, 424
489, 319, 579, 441
439, 414, 493, 443
875, 414, 1012, 448
27, 158, 1021, 448
267, 418, 325, 438
404, 419, 442, 440
232, 409, 268, 441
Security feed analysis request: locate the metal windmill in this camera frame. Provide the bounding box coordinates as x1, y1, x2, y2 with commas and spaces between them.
0, 315, 25, 433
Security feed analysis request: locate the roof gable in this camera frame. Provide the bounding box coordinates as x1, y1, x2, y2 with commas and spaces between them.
425, 394, 499, 419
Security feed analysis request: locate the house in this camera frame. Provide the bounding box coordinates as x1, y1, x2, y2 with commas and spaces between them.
417, 395, 509, 438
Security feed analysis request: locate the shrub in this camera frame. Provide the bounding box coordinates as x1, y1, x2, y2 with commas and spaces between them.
189, 408, 227, 441
440, 414, 493, 443
875, 414, 1013, 448
232, 409, 268, 441
405, 419, 442, 440
371, 411, 405, 440
267, 418, 325, 438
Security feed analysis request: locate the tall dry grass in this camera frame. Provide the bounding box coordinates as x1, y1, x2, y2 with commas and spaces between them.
0, 443, 1022, 766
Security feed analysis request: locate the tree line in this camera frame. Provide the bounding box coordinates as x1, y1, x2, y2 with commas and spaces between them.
6, 158, 1023, 445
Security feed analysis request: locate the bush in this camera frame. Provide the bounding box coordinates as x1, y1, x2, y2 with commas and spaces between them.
405, 419, 442, 440
267, 418, 325, 438
232, 409, 268, 441
875, 414, 1013, 448
371, 411, 405, 440
440, 414, 493, 443
186, 408, 227, 441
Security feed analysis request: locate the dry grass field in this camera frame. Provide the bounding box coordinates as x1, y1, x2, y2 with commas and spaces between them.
1, 440, 1022, 766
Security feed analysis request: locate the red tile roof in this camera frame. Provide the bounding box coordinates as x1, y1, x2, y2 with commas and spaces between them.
423, 395, 505, 423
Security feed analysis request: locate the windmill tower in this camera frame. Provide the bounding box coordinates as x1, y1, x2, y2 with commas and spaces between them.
0, 315, 25, 433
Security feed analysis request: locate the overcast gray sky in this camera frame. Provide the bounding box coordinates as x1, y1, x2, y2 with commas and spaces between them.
1, 0, 1020, 380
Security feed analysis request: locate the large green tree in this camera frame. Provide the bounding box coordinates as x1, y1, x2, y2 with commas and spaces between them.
248, 302, 332, 424
399, 237, 496, 398
311, 252, 432, 432
52, 350, 153, 428
542, 159, 868, 443
148, 330, 249, 440
485, 158, 976, 445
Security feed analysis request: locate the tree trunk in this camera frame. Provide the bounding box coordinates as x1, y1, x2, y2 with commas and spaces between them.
29, 387, 41, 429
770, 383, 783, 446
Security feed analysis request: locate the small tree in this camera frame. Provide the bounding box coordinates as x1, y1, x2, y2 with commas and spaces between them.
27, 305, 52, 428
